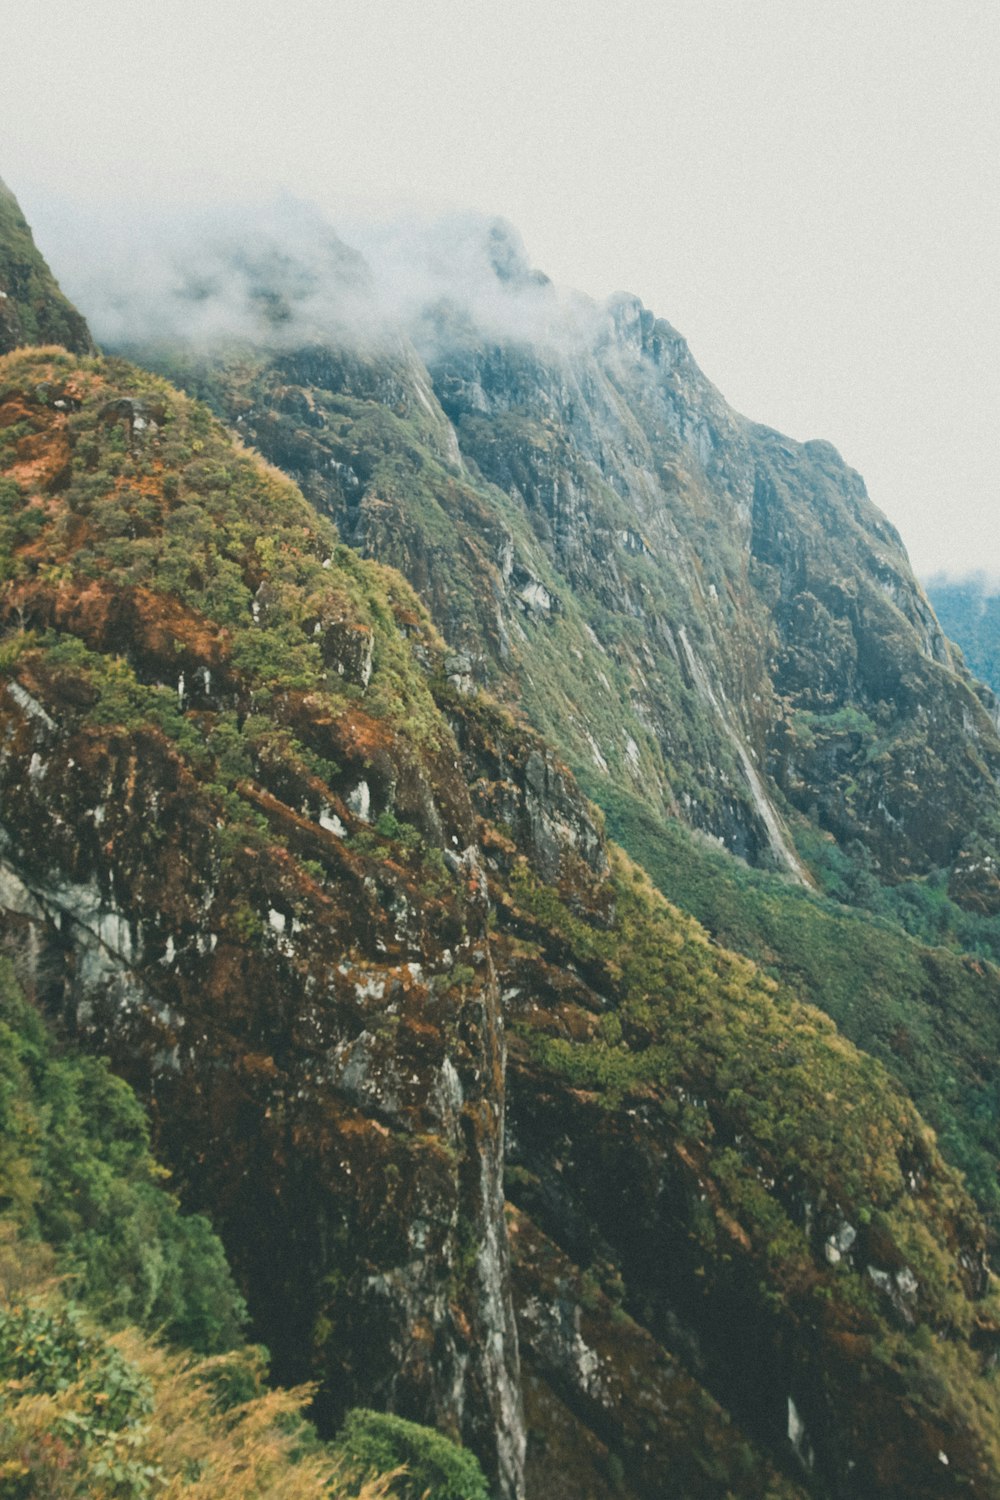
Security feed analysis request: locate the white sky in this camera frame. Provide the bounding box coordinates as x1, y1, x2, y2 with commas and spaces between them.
3, 0, 998, 578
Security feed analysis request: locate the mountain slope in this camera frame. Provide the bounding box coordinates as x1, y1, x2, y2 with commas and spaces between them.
3, 346, 1000, 1497
109, 216, 1000, 1238
0, 179, 94, 357
119, 214, 1000, 923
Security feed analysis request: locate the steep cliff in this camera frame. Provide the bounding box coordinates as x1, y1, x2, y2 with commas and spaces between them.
0, 347, 525, 1496
4, 346, 1000, 1497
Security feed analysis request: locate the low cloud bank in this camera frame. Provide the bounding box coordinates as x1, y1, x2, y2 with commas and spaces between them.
925, 570, 1000, 596
29, 188, 606, 359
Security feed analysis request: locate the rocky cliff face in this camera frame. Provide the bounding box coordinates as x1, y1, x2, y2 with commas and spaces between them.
4, 345, 1000, 1498
120, 214, 1000, 917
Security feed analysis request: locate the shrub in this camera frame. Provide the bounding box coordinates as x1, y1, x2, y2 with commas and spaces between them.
0, 959, 246, 1352
333, 1409, 489, 1500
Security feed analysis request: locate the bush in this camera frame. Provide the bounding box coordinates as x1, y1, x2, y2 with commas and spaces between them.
333, 1409, 489, 1500
0, 959, 246, 1351
0, 1263, 401, 1500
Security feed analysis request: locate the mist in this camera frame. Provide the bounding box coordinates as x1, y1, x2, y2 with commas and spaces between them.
925, 569, 1000, 595
31, 182, 988, 599
30, 189, 607, 362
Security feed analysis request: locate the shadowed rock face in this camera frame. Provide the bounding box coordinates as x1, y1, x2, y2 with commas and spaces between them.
0, 180, 95, 357
3, 349, 1000, 1498
118, 216, 1000, 914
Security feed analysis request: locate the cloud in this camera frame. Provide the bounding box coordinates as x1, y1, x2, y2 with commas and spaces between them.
34, 191, 377, 351
30, 187, 612, 361
924, 569, 1000, 596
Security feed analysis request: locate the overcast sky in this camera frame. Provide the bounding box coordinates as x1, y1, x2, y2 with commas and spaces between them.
4, 0, 997, 579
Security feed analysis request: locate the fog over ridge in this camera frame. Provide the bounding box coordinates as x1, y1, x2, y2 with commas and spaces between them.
32, 188, 621, 360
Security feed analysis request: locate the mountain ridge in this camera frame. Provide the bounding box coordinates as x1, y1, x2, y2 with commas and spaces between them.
103, 204, 1000, 919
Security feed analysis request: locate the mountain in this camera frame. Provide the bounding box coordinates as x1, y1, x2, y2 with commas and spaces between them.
5, 339, 1000, 1498
926, 573, 1000, 699
110, 209, 1000, 1230
5, 184, 1000, 1498
0, 178, 94, 357
115, 213, 1000, 926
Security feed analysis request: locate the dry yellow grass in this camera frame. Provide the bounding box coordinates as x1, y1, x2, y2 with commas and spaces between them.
0, 1222, 403, 1500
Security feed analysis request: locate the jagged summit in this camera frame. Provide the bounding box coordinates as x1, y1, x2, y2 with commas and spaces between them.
483, 217, 550, 290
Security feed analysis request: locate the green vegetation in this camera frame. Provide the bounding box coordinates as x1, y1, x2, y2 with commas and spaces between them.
332, 1409, 489, 1500
794, 820, 1000, 957
512, 852, 952, 1229
508, 845, 1000, 1479
0, 1239, 401, 1500
587, 776, 1000, 1222
0, 180, 93, 355
789, 703, 878, 746
0, 958, 246, 1352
